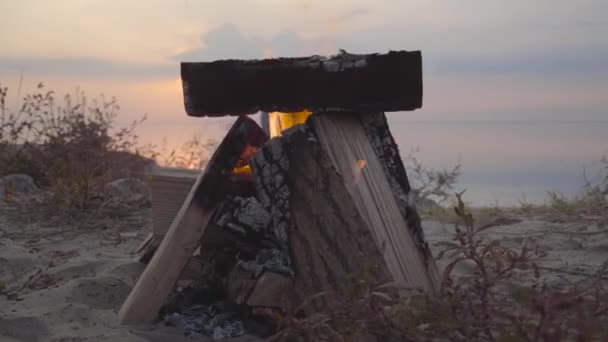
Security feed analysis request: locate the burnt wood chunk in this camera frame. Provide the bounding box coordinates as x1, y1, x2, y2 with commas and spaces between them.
287, 127, 394, 306
250, 125, 393, 308
118, 116, 268, 324
181, 51, 422, 116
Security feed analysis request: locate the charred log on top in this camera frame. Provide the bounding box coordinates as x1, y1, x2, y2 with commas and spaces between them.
181, 50, 422, 117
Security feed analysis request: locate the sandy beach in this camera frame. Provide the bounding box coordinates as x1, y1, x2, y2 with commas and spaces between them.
0, 205, 263, 342
1, 200, 606, 341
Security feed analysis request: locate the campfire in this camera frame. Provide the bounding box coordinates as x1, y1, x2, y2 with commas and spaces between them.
119, 50, 440, 338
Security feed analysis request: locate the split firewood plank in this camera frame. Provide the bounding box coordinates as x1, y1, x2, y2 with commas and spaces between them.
312, 112, 439, 292
250, 125, 393, 308
118, 116, 268, 324
360, 112, 441, 287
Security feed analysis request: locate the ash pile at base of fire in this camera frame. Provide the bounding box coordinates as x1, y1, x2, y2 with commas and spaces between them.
163, 302, 246, 339
216, 196, 293, 277
162, 294, 274, 340
159, 195, 293, 339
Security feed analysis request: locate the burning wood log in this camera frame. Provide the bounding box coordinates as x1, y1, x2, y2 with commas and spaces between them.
121, 50, 439, 330
312, 113, 439, 290
118, 116, 267, 324
246, 114, 438, 308
250, 125, 394, 308
181, 50, 422, 116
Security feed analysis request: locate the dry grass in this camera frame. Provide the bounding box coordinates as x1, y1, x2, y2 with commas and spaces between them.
268, 192, 608, 341
1, 83, 221, 225
404, 146, 462, 205
1, 83, 152, 215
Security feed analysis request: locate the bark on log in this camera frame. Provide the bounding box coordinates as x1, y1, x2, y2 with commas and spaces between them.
360, 112, 440, 286
181, 50, 422, 116
118, 116, 268, 324
250, 125, 393, 308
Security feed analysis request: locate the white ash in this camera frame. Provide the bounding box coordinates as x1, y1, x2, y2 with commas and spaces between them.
250, 137, 291, 248
163, 303, 246, 340
216, 196, 271, 234
247, 125, 318, 278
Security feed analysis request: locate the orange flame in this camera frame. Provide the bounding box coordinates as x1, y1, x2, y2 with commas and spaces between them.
230, 111, 312, 176
269, 110, 312, 138
353, 159, 367, 185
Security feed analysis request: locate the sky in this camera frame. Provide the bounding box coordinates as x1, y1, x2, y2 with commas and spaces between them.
1, 0, 608, 146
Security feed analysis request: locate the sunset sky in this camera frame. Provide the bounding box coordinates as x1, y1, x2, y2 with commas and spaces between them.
1, 0, 607, 146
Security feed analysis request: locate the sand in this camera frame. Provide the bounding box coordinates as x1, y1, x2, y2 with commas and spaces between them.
424, 214, 607, 285
1, 204, 606, 341
0, 206, 262, 342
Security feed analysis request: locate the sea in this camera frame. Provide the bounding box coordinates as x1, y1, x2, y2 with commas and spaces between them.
139, 117, 608, 207
389, 119, 608, 206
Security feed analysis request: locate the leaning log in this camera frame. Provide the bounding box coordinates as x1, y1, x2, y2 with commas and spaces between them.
250, 125, 393, 308
360, 112, 440, 286
118, 116, 268, 324
311, 112, 439, 291
181, 50, 422, 116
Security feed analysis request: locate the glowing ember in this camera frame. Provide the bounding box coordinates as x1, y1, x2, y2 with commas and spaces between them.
231, 111, 312, 175
232, 165, 251, 174
231, 145, 259, 175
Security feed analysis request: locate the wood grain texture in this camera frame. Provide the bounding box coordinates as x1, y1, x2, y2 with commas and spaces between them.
360, 112, 440, 287
286, 127, 393, 306
312, 113, 438, 292
118, 116, 267, 324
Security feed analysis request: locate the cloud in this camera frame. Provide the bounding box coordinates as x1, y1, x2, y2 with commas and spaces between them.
176, 23, 608, 77
175, 23, 328, 61
176, 23, 264, 61
0, 57, 175, 79
429, 45, 608, 74
4, 18, 607, 99
335, 8, 372, 23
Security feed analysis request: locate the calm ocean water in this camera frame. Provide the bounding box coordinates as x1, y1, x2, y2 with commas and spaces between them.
388, 119, 608, 206
141, 118, 608, 207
